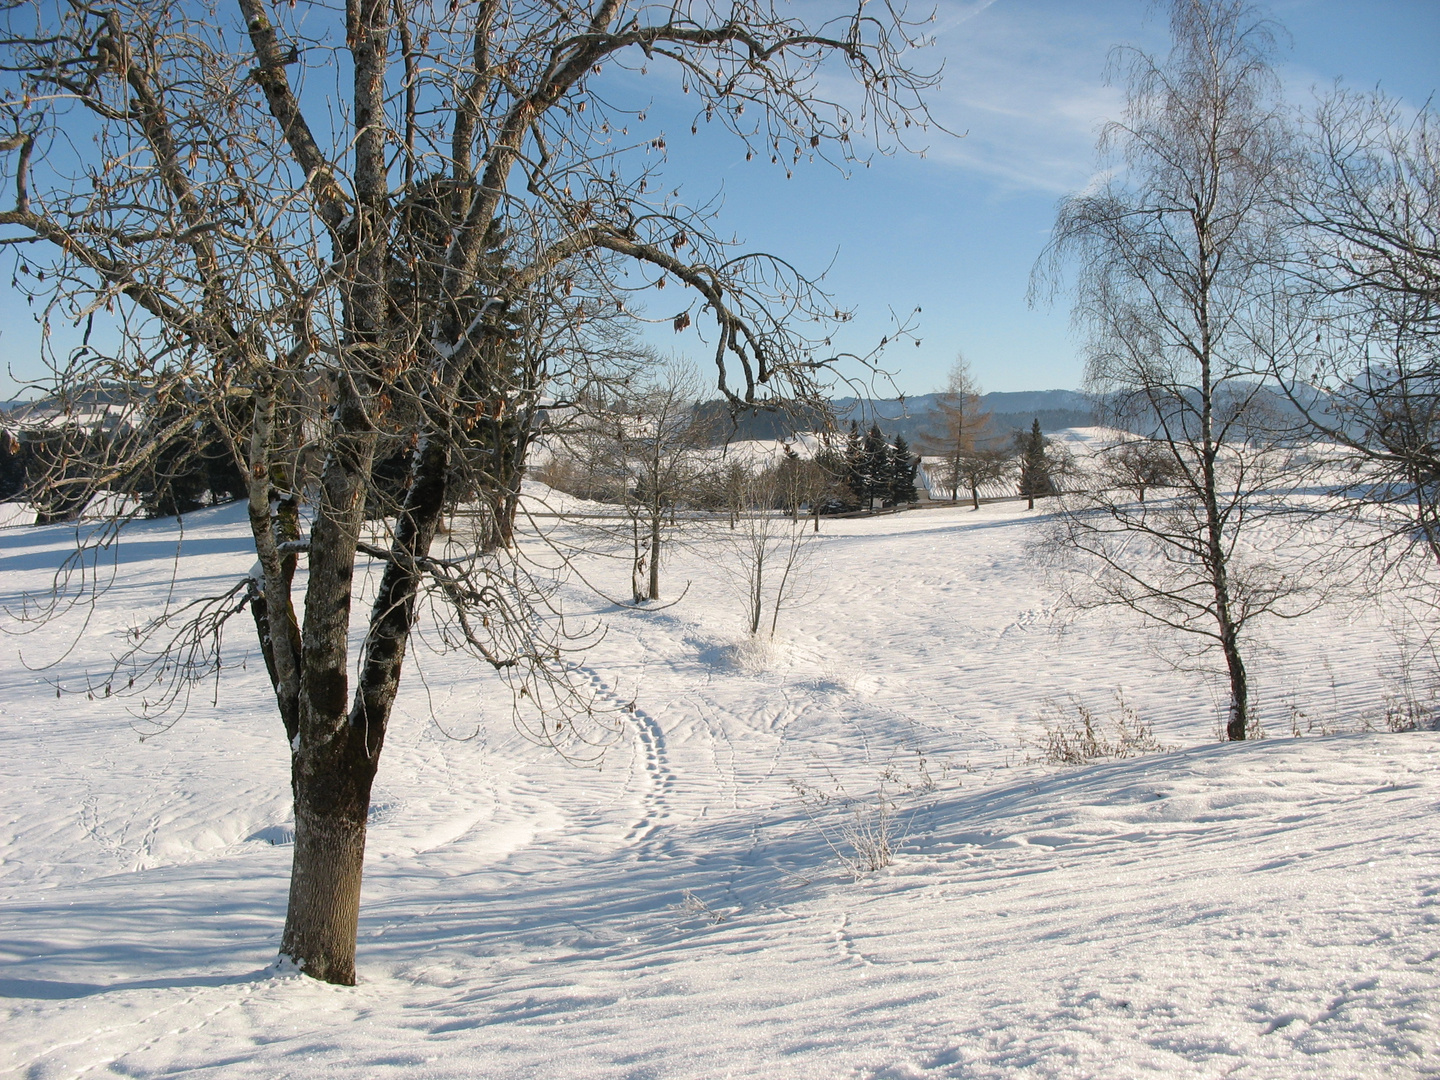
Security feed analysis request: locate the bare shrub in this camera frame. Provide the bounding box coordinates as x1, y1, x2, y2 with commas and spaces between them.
1383, 697, 1438, 734
1381, 636, 1440, 732
791, 753, 939, 878
1028, 691, 1166, 766
715, 470, 820, 638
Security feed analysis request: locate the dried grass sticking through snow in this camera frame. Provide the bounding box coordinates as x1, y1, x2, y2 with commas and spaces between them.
1027, 690, 1167, 765
792, 752, 941, 878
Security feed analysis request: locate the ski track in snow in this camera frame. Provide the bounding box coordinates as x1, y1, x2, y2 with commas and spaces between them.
1, 492, 1437, 1077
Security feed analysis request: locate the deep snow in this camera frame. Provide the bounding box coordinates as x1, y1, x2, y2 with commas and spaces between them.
1, 485, 1436, 1078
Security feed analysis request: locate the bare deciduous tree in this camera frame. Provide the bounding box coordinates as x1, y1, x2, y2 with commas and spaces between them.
609, 361, 711, 602
1098, 438, 1184, 505
1033, 0, 1311, 741
772, 442, 824, 523
716, 468, 817, 639
1265, 91, 1440, 578
921, 354, 993, 504
953, 445, 1011, 510
0, 0, 939, 983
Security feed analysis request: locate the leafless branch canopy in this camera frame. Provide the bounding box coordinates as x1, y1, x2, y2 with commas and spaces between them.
1032, 0, 1307, 741
0, 0, 942, 982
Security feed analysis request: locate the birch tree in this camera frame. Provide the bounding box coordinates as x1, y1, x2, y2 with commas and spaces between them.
1265, 91, 1440, 578
614, 363, 710, 602
1034, 0, 1309, 741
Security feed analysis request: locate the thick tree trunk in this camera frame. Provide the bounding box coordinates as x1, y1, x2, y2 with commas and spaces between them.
281, 752, 373, 984
479, 495, 503, 553
277, 458, 370, 983
491, 425, 529, 551
648, 512, 661, 600
279, 433, 448, 983
629, 511, 644, 603
498, 488, 518, 547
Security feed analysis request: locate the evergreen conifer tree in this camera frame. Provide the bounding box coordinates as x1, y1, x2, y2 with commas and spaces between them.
1018, 418, 1053, 510
814, 434, 858, 514
0, 429, 23, 502
133, 396, 249, 519
888, 434, 918, 505
842, 421, 867, 509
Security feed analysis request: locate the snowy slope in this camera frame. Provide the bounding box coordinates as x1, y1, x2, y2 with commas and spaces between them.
0, 496, 1435, 1077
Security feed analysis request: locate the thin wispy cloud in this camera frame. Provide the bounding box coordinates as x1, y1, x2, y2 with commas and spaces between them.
928, 0, 1004, 36
919, 1, 1161, 194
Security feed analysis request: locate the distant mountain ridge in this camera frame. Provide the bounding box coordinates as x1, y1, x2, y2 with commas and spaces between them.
832, 389, 1095, 443
833, 389, 1090, 417
2, 388, 1096, 445
688, 390, 1095, 443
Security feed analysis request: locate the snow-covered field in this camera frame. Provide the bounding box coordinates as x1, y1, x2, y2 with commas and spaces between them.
1, 487, 1437, 1078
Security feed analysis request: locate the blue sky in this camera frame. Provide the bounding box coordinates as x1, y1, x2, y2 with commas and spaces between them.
0, 0, 1435, 400
630, 0, 1440, 397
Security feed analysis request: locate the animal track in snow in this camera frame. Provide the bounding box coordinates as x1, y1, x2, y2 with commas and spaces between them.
573, 664, 674, 846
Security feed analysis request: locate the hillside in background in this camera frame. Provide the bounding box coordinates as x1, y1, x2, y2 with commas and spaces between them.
836, 390, 1095, 444
697, 389, 1095, 445
696, 384, 1321, 446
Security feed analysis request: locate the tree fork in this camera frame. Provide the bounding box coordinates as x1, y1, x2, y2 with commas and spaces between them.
280, 435, 448, 984
351, 434, 450, 754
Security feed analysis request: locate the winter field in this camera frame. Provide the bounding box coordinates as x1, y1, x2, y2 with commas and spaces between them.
2, 457, 1438, 1078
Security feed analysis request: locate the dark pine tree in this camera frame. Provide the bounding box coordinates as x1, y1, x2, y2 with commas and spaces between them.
777, 443, 802, 518
0, 428, 25, 501
887, 434, 918, 506
199, 402, 251, 505
841, 421, 867, 509
814, 432, 858, 513
136, 400, 210, 519
133, 395, 249, 519
1017, 418, 1053, 510
860, 423, 889, 509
